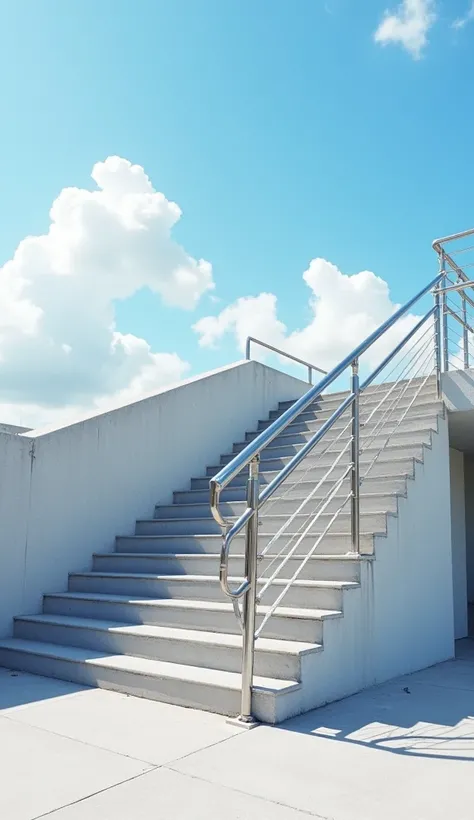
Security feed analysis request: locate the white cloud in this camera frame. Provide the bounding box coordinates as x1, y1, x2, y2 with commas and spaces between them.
0, 156, 215, 425
374, 0, 436, 59
193, 258, 429, 380
453, 1, 474, 29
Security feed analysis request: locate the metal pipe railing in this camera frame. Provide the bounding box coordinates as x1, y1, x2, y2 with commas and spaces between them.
211, 228, 474, 725
245, 336, 326, 384
209, 269, 445, 725
210, 270, 444, 522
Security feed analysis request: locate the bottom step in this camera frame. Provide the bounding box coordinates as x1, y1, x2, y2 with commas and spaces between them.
0, 639, 301, 724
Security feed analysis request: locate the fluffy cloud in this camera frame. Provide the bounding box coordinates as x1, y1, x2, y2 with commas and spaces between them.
193, 258, 429, 380
453, 1, 474, 29
374, 0, 436, 59
0, 156, 214, 425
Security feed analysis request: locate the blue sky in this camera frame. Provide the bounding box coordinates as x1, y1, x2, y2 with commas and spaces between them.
0, 0, 473, 424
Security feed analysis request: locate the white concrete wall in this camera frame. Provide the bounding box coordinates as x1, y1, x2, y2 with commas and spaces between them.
370, 417, 454, 678
464, 455, 474, 606
442, 368, 474, 411
0, 423, 31, 435
449, 448, 468, 638
0, 360, 307, 638
295, 416, 455, 717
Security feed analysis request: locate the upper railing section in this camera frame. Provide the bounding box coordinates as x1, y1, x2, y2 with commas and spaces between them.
209, 228, 474, 725
433, 228, 474, 372
245, 337, 327, 385
209, 270, 443, 534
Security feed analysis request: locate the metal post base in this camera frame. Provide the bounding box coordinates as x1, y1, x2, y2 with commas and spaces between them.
226, 714, 260, 730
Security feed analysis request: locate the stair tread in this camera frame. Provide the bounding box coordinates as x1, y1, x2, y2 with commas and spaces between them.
190, 461, 417, 483
137, 511, 388, 524
117, 532, 375, 539
159, 492, 401, 510
252, 411, 438, 436
95, 552, 366, 561
71, 572, 359, 589
45, 591, 342, 619
0, 638, 300, 693
236, 425, 435, 448
16, 614, 320, 655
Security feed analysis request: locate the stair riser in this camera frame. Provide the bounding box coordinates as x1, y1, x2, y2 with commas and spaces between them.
0, 646, 282, 720
224, 432, 431, 463
258, 401, 441, 432
156, 495, 398, 520
43, 595, 327, 641
116, 532, 374, 555
92, 554, 361, 582
68, 575, 346, 610
246, 416, 438, 446
207, 447, 424, 476
14, 620, 304, 680
175, 477, 408, 504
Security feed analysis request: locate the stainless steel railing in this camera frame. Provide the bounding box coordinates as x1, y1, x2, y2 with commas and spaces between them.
210, 230, 474, 726
245, 336, 327, 384
433, 228, 474, 372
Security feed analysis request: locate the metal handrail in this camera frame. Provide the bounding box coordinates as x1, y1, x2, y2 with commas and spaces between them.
245, 336, 326, 384
433, 234, 474, 372
210, 270, 443, 524
432, 227, 474, 253
209, 269, 444, 727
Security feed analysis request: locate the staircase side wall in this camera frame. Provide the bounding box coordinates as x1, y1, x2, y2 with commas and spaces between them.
369, 415, 455, 683
0, 361, 307, 638
292, 416, 454, 722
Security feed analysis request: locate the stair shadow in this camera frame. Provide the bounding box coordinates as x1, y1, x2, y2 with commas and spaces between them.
0, 667, 88, 711
279, 641, 474, 763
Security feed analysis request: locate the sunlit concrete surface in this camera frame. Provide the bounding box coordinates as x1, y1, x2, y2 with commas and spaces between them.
2, 640, 474, 819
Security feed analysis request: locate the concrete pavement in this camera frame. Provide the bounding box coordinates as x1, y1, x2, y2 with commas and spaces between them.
1, 640, 474, 819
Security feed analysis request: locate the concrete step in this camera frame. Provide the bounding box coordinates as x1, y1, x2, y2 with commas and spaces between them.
0, 639, 300, 722
68, 572, 358, 610
135, 509, 387, 537
268, 395, 441, 425
317, 374, 437, 402
191, 459, 417, 490
115, 530, 376, 556
155, 492, 399, 521
258, 399, 443, 432
223, 429, 432, 464
276, 382, 437, 414
245, 413, 439, 446
14, 614, 320, 680
206, 442, 425, 477
175, 475, 409, 504
43, 592, 341, 642
92, 553, 363, 582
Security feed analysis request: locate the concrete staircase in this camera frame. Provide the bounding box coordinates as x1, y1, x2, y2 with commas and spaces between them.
0, 379, 444, 723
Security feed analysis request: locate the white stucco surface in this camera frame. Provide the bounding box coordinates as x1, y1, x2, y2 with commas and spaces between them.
0, 360, 306, 637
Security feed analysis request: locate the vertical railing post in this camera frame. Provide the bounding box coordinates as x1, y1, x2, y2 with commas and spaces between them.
238, 455, 259, 725
440, 251, 449, 372
308, 365, 312, 384
462, 291, 470, 369
350, 358, 360, 554
434, 287, 442, 399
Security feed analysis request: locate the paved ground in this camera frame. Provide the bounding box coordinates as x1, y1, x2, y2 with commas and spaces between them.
2, 641, 474, 819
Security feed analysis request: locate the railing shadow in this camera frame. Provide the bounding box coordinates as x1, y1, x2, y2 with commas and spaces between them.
278, 640, 474, 763
0, 666, 88, 711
